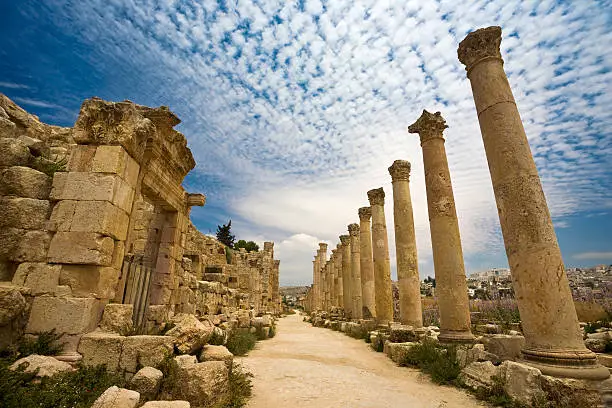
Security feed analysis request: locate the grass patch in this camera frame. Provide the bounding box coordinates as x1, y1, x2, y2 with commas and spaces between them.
399, 339, 461, 385
226, 331, 257, 356
212, 364, 253, 408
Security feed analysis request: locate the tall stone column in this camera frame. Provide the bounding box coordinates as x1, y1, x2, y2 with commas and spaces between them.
388, 160, 423, 327
358, 207, 376, 319
339, 235, 352, 318
367, 188, 393, 324
329, 249, 337, 307
408, 111, 473, 343
458, 26, 608, 379
319, 243, 328, 311
335, 243, 344, 309
348, 224, 363, 319
312, 254, 320, 311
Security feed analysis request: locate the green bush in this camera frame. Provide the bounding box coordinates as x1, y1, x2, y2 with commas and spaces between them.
399, 339, 461, 385
0, 360, 124, 408
158, 355, 181, 398
0, 330, 65, 361
211, 364, 253, 408
268, 325, 276, 338
208, 330, 226, 346
226, 331, 257, 356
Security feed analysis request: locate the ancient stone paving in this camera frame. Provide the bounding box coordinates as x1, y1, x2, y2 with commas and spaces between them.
238, 313, 484, 408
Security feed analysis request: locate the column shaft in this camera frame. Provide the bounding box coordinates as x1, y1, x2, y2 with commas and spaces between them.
340, 235, 352, 318
336, 244, 344, 309
348, 224, 363, 319
358, 207, 376, 319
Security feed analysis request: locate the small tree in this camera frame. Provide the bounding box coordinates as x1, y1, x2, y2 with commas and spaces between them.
234, 240, 259, 252
216, 220, 235, 248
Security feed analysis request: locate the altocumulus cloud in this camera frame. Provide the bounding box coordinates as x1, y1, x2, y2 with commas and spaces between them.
35, 0, 612, 285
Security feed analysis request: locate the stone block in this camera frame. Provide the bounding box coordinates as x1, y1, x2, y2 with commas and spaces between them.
0, 117, 16, 138
11, 229, 52, 262
459, 361, 500, 391
49, 172, 120, 202
130, 366, 163, 401
0, 137, 32, 167
499, 360, 545, 405
386, 342, 417, 364
26, 296, 103, 335
67, 145, 96, 172
71, 200, 129, 240
161, 361, 228, 408
0, 166, 52, 199
199, 345, 233, 369
0, 197, 50, 230
91, 386, 140, 408
165, 313, 213, 354
10, 354, 74, 377
141, 402, 190, 408
48, 200, 76, 231
120, 335, 174, 373
48, 232, 114, 265
78, 331, 126, 372
585, 338, 607, 353
92, 145, 128, 175
123, 154, 140, 187
388, 325, 418, 343
59, 265, 120, 299
482, 334, 525, 361
12, 262, 61, 295
112, 177, 135, 213
0, 285, 28, 349
100, 303, 134, 334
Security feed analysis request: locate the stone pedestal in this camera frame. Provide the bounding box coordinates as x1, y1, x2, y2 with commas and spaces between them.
388, 160, 423, 328
348, 223, 363, 319
339, 235, 352, 319
408, 111, 473, 343
367, 188, 393, 324
458, 26, 608, 379
358, 207, 376, 319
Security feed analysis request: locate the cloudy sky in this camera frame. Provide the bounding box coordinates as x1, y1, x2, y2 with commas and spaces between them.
1, 0, 611, 285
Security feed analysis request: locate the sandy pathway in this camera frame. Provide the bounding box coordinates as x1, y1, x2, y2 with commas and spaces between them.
237, 312, 485, 408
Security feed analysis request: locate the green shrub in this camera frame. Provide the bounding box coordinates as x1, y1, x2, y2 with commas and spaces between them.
208, 330, 226, 346
226, 331, 257, 356
0, 330, 65, 360
268, 325, 276, 338
399, 339, 461, 385
0, 360, 124, 408
211, 364, 253, 408
32, 155, 68, 177
158, 355, 181, 397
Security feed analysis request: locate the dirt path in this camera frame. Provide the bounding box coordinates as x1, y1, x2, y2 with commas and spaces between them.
237, 312, 485, 408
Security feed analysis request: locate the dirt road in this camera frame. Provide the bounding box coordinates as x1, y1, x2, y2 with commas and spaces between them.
238, 312, 484, 408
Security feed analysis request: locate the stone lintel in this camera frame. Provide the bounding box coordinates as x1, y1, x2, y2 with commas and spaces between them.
458, 26, 503, 72
185, 193, 206, 207
358, 206, 372, 221
367, 188, 385, 206
388, 160, 411, 182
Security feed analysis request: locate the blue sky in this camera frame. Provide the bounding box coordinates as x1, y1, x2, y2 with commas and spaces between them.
1, 0, 611, 285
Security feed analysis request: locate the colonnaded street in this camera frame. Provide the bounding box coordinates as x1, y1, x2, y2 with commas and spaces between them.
239, 313, 484, 408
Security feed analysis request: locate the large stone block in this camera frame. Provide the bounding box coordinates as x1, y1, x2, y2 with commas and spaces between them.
48, 232, 114, 265
67, 145, 96, 172
47, 200, 76, 231
386, 342, 417, 364
59, 265, 120, 299
10, 354, 74, 377
0, 197, 50, 230
112, 177, 135, 213
123, 154, 140, 188
459, 361, 500, 391
482, 334, 525, 361
199, 345, 233, 369
161, 360, 228, 407
78, 331, 126, 372
49, 172, 124, 202
0, 285, 28, 349
165, 313, 213, 354
0, 166, 52, 199
100, 303, 134, 333
71, 201, 129, 240
120, 335, 174, 373
92, 145, 128, 176
129, 366, 163, 401
91, 386, 140, 408
11, 229, 52, 262
0, 137, 32, 167
499, 360, 545, 405
12, 262, 61, 295
25, 296, 103, 335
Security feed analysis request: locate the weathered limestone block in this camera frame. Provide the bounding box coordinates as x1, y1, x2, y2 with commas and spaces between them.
10, 229, 52, 262
129, 366, 163, 401
26, 296, 103, 335
199, 345, 233, 369
17, 135, 49, 157
541, 375, 604, 407
0, 116, 16, 138
78, 331, 125, 372
388, 325, 418, 343
456, 344, 494, 368
499, 360, 545, 405
48, 232, 114, 265
12, 262, 61, 295
60, 265, 119, 299
10, 354, 74, 377
0, 166, 52, 199
91, 386, 140, 408
100, 304, 134, 333
0, 137, 32, 167
120, 335, 174, 373
71, 201, 129, 240
0, 197, 50, 230
459, 361, 500, 391
482, 334, 525, 361
385, 342, 417, 364
585, 338, 607, 353
162, 360, 229, 408
92, 145, 128, 175
141, 401, 190, 408
0, 285, 28, 326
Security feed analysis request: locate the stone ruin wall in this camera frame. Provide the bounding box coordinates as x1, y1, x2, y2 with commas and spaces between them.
0, 94, 281, 356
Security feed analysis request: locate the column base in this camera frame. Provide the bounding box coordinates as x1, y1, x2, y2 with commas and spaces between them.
438, 329, 475, 344
521, 348, 610, 381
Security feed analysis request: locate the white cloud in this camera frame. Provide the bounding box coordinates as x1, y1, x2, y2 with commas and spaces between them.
572, 252, 612, 261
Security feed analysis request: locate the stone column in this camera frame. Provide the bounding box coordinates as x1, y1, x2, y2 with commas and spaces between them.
330, 249, 337, 307
388, 160, 423, 328
348, 223, 363, 319
339, 235, 352, 319
335, 243, 344, 310
367, 188, 393, 324
319, 243, 328, 311
358, 207, 376, 319
408, 111, 473, 343
312, 255, 320, 311
458, 26, 608, 379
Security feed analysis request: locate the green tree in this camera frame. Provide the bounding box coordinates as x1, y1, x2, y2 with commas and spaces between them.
234, 240, 259, 252
216, 220, 235, 248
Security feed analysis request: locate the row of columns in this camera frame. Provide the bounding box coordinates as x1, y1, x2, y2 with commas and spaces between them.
307, 26, 608, 380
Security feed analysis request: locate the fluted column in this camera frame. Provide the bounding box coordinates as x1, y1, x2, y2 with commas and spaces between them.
358, 207, 376, 319
348, 223, 363, 319
339, 235, 352, 319
389, 160, 423, 327
335, 243, 344, 309
408, 111, 473, 342
367, 188, 393, 324
458, 26, 608, 379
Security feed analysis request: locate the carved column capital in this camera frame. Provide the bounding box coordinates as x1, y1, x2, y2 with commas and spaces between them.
319, 243, 328, 251
348, 223, 360, 236
367, 188, 385, 206
458, 26, 503, 73
339, 235, 350, 245
388, 160, 411, 182
358, 206, 372, 221
408, 110, 448, 145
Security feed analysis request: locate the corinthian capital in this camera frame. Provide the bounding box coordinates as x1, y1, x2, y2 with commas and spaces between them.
408, 110, 448, 144
319, 242, 328, 251
339, 234, 350, 245
348, 223, 360, 236
358, 206, 371, 221
367, 188, 385, 206
457, 26, 502, 71
388, 160, 411, 182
